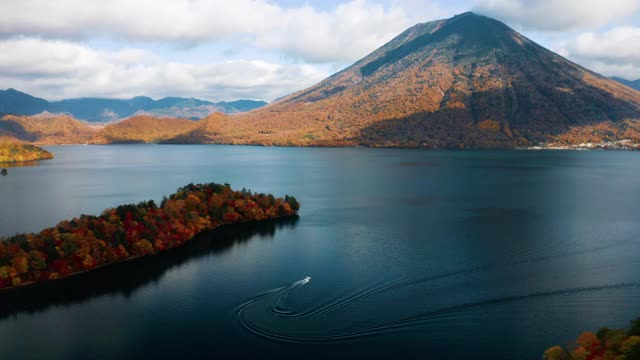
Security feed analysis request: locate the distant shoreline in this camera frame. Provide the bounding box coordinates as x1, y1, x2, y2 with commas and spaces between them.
27, 141, 640, 151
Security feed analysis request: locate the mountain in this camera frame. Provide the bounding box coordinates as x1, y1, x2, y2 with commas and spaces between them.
47, 97, 268, 122
0, 113, 97, 144
48, 96, 157, 122
215, 100, 270, 113
92, 116, 198, 144
130, 99, 269, 120
613, 77, 640, 91
0, 91, 268, 122
169, 12, 640, 148
0, 89, 48, 116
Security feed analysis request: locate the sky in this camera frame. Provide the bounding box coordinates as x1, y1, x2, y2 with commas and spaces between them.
1, 0, 639, 102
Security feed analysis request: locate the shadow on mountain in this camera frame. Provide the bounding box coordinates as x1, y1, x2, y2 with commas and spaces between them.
0, 119, 32, 141
0, 216, 299, 320
356, 83, 640, 148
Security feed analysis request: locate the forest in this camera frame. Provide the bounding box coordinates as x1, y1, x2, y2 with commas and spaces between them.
0, 182, 300, 290
0, 143, 54, 163
92, 116, 197, 144
543, 318, 640, 360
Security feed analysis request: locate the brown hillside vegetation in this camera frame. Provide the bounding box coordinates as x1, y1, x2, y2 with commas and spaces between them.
0, 143, 54, 163
93, 116, 197, 144
163, 12, 640, 148
0, 113, 96, 144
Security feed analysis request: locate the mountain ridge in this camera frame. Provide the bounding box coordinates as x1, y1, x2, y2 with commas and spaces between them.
0, 89, 268, 122
613, 77, 640, 91
0, 113, 97, 144
92, 116, 198, 144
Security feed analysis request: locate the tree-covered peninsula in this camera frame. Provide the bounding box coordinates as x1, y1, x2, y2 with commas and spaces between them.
0, 183, 300, 289
0, 143, 54, 163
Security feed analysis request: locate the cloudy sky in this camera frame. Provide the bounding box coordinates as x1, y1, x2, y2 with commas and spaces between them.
1, 0, 639, 102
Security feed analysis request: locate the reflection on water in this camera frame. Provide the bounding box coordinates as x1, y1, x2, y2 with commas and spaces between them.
0, 160, 46, 168
0, 217, 298, 320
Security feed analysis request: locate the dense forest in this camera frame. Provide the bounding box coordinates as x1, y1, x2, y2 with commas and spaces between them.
543, 318, 640, 360
92, 116, 198, 144
0, 143, 54, 163
0, 183, 300, 290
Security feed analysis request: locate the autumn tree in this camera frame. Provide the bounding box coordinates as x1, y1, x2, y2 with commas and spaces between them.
542, 346, 571, 360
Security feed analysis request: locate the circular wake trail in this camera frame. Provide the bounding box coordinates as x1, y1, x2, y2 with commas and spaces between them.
235, 278, 640, 344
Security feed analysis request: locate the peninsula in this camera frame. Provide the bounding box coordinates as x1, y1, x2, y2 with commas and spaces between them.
0, 183, 300, 290
0, 143, 54, 163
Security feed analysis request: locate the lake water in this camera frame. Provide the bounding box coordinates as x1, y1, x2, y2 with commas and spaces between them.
1, 145, 640, 359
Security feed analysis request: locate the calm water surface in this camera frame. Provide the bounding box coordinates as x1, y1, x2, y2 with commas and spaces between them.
1, 145, 640, 359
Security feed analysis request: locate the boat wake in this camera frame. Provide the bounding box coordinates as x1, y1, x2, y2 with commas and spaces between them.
234, 276, 640, 344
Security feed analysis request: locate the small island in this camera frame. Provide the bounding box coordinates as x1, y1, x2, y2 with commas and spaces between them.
0, 183, 300, 290
543, 318, 640, 359
0, 143, 54, 163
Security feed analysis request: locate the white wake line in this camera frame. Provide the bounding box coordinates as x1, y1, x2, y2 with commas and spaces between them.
294, 277, 311, 286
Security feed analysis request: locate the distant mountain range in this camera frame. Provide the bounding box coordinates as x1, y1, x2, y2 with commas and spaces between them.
0, 89, 267, 122
612, 77, 640, 91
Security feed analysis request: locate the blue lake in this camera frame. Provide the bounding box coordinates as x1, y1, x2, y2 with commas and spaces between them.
1, 145, 640, 359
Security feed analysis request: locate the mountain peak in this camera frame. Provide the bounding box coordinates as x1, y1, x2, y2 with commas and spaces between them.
355, 13, 521, 78
450, 11, 482, 20
178, 12, 640, 148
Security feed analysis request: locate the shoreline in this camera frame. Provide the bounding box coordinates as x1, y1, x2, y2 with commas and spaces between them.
32, 142, 640, 151
0, 215, 297, 294
0, 182, 300, 292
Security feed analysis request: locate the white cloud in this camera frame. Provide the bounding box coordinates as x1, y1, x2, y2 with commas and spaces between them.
0, 0, 450, 63
570, 27, 640, 64
580, 62, 640, 80
0, 38, 328, 101
555, 27, 640, 79
254, 0, 451, 62
474, 0, 640, 31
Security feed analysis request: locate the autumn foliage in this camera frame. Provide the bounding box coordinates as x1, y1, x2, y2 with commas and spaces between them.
0, 114, 97, 144
0, 183, 300, 290
543, 318, 640, 360
0, 143, 54, 163
92, 116, 198, 144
